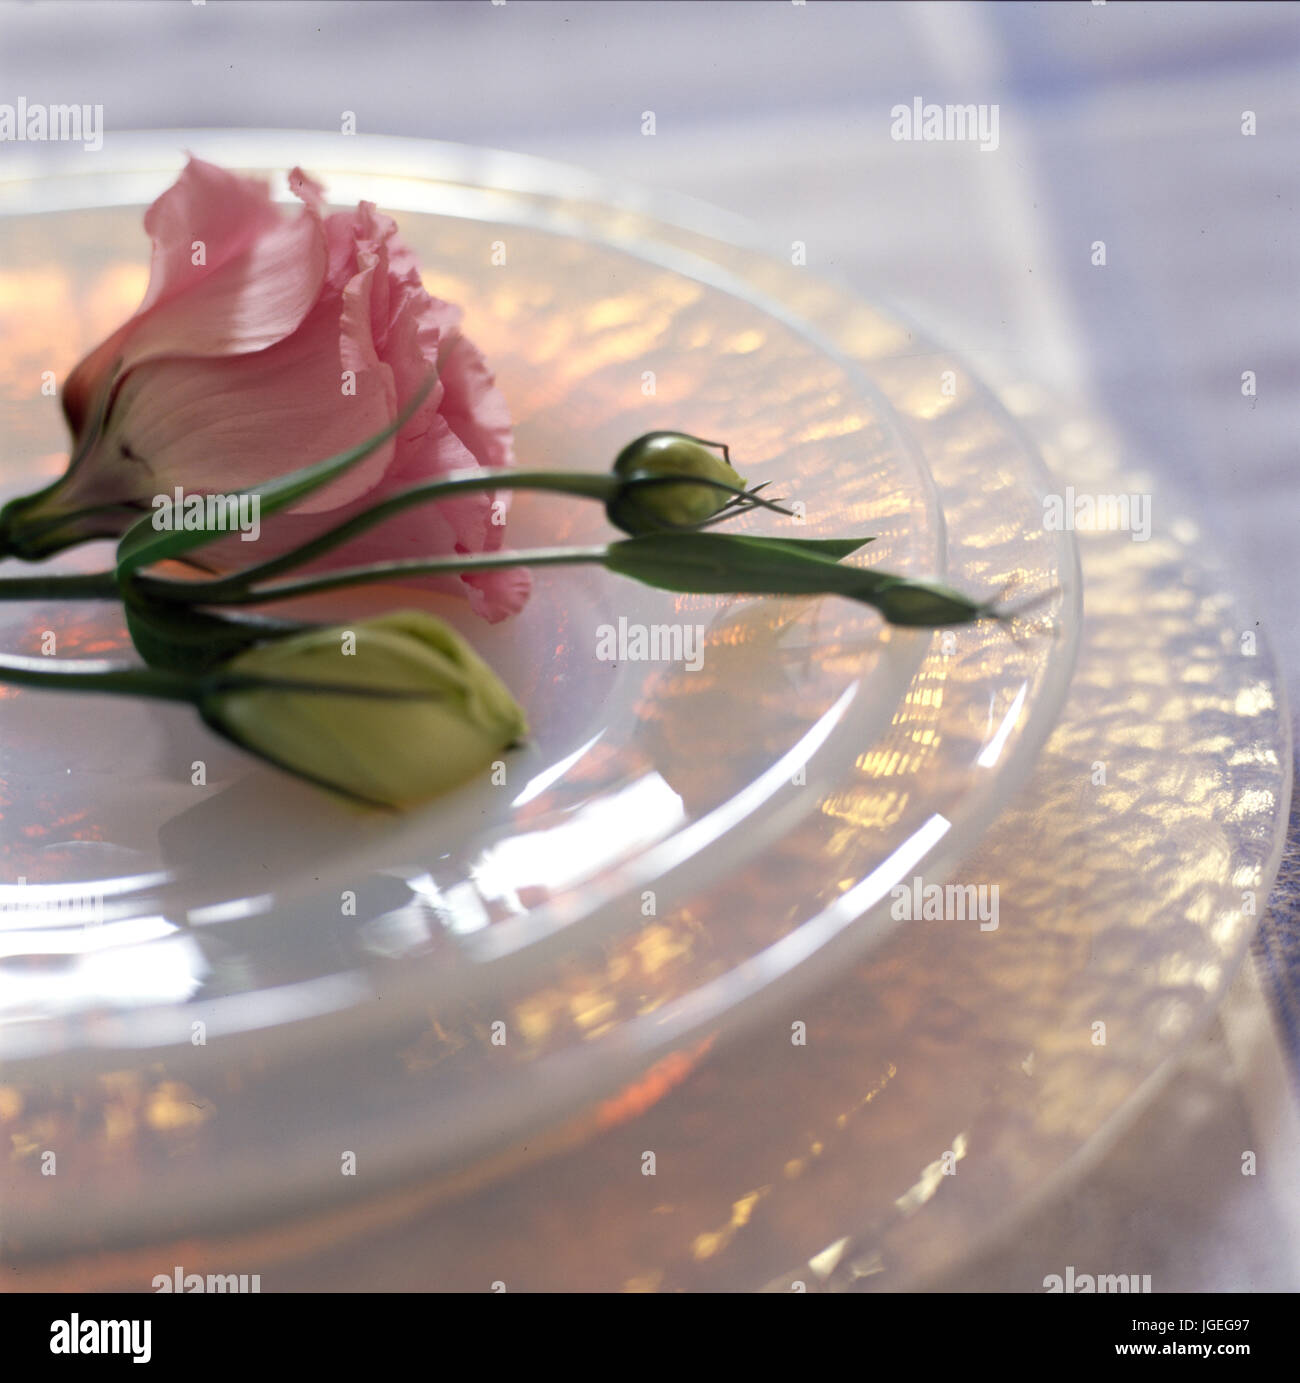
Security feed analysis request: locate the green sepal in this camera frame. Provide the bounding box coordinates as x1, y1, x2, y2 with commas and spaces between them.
124, 591, 310, 673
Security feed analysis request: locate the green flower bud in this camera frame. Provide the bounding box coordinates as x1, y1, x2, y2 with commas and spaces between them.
870, 580, 988, 626
606, 432, 746, 535
199, 610, 526, 808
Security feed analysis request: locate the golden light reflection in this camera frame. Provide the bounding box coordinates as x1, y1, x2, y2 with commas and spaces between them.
0, 266, 75, 400
0, 259, 149, 411
722, 329, 765, 354
690, 1185, 771, 1261
895, 1131, 969, 1217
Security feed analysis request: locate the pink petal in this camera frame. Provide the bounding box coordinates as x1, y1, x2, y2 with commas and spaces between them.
287, 166, 328, 216
436, 327, 516, 476
64, 287, 396, 511
460, 563, 535, 622
63, 157, 327, 439
191, 413, 532, 622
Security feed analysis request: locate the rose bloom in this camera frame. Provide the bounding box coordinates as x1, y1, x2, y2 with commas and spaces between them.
4, 156, 529, 622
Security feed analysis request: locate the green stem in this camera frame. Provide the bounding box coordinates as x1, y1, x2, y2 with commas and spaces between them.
164, 470, 620, 601
0, 652, 198, 702
0, 570, 120, 600
140, 469, 775, 604
143, 545, 611, 607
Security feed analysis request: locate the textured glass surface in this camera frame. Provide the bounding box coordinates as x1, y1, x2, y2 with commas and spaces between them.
0, 134, 1088, 1261
74, 359, 1283, 1297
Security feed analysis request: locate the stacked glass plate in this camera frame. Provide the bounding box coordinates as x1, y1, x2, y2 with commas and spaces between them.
0, 134, 1287, 1289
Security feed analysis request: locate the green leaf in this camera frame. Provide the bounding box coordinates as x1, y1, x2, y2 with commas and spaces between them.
114, 348, 450, 580
602, 532, 879, 595
603, 531, 987, 625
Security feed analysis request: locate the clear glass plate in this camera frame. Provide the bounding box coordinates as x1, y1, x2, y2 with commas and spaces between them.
0, 133, 1078, 1256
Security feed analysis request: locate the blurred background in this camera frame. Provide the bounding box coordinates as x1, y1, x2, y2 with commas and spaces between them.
2, 0, 1297, 1289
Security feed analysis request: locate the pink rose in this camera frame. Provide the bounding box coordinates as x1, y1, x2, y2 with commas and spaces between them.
4, 156, 529, 622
